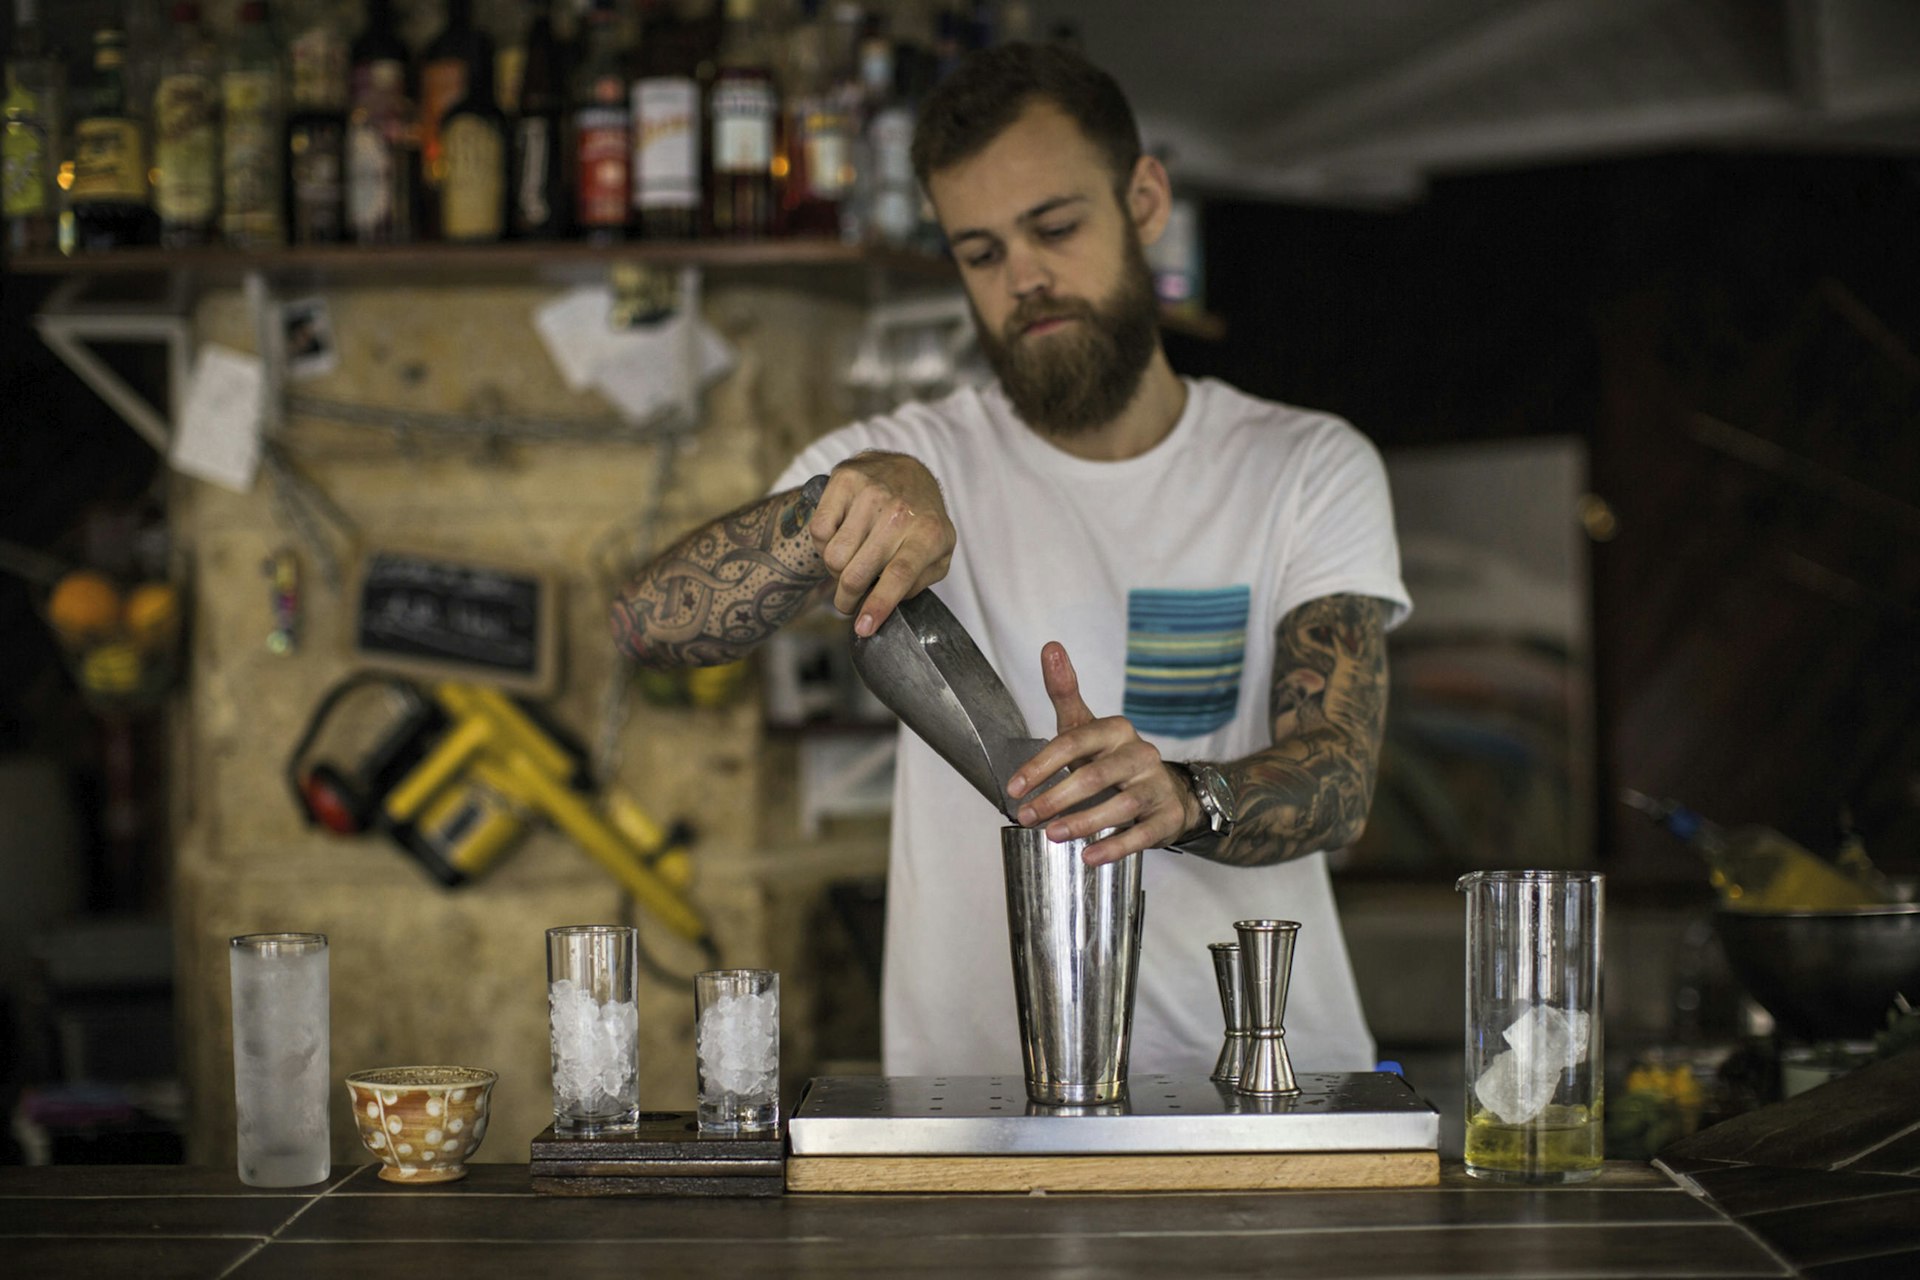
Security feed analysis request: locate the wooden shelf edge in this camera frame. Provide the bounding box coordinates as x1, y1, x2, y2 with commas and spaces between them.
3, 237, 919, 277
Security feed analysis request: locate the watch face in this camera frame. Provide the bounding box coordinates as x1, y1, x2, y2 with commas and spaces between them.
1199, 766, 1235, 827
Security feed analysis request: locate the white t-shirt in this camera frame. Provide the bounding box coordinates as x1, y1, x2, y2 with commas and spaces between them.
773, 377, 1411, 1077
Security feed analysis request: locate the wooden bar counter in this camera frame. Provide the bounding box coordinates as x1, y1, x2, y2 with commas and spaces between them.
0, 1160, 1795, 1278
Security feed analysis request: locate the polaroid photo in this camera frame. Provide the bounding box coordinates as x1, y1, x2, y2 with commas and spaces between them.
282, 296, 340, 381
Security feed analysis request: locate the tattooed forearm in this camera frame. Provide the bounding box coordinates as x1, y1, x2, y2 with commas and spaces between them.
1201, 594, 1391, 868
609, 475, 830, 668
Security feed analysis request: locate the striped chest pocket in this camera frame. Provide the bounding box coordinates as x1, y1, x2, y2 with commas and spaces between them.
1123, 586, 1252, 738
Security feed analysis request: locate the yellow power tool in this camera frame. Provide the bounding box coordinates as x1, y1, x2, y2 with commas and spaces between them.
290, 673, 715, 961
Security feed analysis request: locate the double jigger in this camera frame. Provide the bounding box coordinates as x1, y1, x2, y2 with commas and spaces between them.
1209, 920, 1302, 1097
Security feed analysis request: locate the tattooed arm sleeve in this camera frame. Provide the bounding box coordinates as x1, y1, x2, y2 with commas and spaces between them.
608, 474, 831, 668
1197, 594, 1392, 868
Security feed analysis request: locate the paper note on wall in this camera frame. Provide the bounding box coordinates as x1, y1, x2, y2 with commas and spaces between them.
533, 283, 736, 424
170, 344, 265, 492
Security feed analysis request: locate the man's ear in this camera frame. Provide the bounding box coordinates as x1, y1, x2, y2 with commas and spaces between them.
1126, 154, 1173, 248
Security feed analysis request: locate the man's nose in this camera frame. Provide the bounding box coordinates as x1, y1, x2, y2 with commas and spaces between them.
1004, 242, 1053, 301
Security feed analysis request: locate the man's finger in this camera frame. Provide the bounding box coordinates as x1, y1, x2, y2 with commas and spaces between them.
1043, 641, 1095, 734
810, 471, 859, 548
855, 558, 921, 637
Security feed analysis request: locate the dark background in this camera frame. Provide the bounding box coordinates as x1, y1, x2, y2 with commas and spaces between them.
1168, 151, 1920, 884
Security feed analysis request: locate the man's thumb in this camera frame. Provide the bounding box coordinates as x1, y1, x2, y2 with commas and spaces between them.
1042, 641, 1094, 732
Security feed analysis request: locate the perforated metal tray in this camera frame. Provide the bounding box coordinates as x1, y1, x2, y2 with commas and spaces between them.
787, 1072, 1439, 1156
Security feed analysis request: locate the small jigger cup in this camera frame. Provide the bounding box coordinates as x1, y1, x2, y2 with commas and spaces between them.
1234, 919, 1302, 1097
1208, 942, 1250, 1085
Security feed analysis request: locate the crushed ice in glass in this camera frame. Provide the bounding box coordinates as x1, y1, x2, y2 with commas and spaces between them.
698, 988, 779, 1099
1473, 1003, 1591, 1125
549, 978, 638, 1114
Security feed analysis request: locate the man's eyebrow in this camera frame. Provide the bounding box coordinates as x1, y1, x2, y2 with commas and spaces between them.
948, 195, 1093, 245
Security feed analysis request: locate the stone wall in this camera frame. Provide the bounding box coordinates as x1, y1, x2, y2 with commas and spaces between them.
170, 272, 872, 1166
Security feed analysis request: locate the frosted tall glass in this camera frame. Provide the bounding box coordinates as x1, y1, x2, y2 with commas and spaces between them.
230, 933, 331, 1187
1458, 870, 1604, 1184
547, 925, 640, 1134
695, 969, 779, 1133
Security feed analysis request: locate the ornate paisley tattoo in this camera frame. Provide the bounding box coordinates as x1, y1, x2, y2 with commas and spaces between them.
1205, 594, 1391, 868
609, 478, 831, 668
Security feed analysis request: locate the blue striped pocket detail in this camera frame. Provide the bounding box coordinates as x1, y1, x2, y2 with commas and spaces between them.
1123, 586, 1251, 737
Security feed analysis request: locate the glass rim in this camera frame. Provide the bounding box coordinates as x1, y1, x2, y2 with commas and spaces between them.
1231, 919, 1301, 932
1457, 869, 1604, 887
231, 932, 327, 952
546, 924, 637, 938
696, 967, 777, 980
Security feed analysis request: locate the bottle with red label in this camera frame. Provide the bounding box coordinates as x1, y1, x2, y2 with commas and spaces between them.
571, 0, 629, 244
707, 0, 776, 238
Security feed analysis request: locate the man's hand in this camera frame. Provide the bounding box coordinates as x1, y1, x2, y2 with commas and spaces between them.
1003, 641, 1200, 866
811, 452, 955, 637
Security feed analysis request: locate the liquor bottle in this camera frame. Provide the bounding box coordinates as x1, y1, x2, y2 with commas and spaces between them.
286, 2, 349, 244
1621, 791, 1893, 912
347, 0, 414, 243
69, 29, 158, 250
930, 5, 965, 83
494, 4, 527, 120
350, 0, 409, 104
419, 0, 493, 236
859, 33, 917, 247
153, 1, 220, 248
629, 0, 707, 240
439, 56, 506, 242
508, 0, 566, 238
999, 1, 1034, 42
775, 0, 853, 237
571, 0, 629, 243
2, 0, 63, 255
221, 0, 284, 249
707, 0, 776, 238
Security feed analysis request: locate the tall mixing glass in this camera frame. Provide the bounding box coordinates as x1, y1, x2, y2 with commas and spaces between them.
230, 933, 331, 1186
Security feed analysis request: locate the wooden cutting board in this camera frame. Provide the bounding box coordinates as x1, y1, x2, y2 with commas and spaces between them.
787, 1149, 1439, 1194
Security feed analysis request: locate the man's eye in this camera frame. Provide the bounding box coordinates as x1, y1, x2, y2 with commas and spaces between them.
962, 248, 1000, 269
1038, 223, 1077, 241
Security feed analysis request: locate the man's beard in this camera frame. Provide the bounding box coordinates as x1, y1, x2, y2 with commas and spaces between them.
975, 234, 1160, 438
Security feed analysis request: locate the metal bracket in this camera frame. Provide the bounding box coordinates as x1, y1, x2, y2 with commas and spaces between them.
31, 273, 196, 453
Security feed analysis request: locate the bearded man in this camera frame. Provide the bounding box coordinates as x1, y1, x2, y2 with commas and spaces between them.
611, 43, 1411, 1078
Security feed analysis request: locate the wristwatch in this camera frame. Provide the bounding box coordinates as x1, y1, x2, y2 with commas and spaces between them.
1171, 761, 1236, 852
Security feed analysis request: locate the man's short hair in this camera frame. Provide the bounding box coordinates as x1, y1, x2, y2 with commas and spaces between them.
910, 42, 1143, 194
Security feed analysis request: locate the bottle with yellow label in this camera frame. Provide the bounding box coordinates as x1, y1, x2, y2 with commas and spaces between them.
70, 29, 158, 250
439, 58, 506, 243
220, 0, 283, 248
154, 0, 221, 247
3, 0, 63, 255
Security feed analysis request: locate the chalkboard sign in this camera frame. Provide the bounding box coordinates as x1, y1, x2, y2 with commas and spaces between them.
352, 551, 558, 694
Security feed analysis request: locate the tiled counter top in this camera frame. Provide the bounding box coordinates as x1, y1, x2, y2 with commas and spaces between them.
0, 1161, 1794, 1278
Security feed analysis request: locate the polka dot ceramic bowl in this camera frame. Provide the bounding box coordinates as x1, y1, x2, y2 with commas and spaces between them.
345, 1066, 497, 1184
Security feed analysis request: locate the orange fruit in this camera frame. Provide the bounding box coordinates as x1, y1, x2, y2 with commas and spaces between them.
47, 570, 123, 645
124, 581, 181, 651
